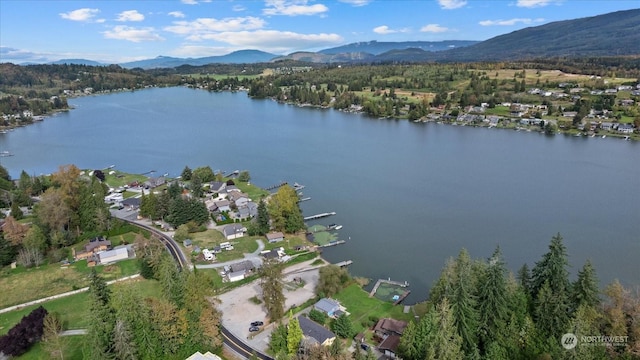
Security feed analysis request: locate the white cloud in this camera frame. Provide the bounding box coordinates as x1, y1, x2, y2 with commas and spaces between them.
437, 0, 467, 9
196, 30, 342, 53
116, 10, 145, 22
420, 24, 449, 33
168, 11, 186, 18
263, 0, 329, 16
232, 5, 247, 12
102, 26, 164, 42
373, 25, 409, 35
516, 0, 559, 8
479, 17, 544, 26
60, 8, 100, 22
165, 17, 266, 40
172, 45, 244, 57
339, 0, 372, 6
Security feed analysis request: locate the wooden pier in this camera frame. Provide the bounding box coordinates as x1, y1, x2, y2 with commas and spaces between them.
265, 182, 288, 191
298, 197, 311, 202
304, 212, 336, 221
334, 260, 353, 267
317, 239, 345, 248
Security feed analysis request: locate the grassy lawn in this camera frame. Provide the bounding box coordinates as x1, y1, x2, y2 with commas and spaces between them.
333, 284, 415, 334
234, 180, 270, 200
0, 259, 140, 308
103, 171, 148, 188
107, 231, 138, 247
4, 279, 162, 359
187, 229, 261, 263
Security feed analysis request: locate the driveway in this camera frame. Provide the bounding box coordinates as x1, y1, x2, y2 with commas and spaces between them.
195, 239, 266, 269
216, 258, 327, 352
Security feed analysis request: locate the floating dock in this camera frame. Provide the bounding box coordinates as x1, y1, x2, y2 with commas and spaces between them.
317, 239, 345, 248
334, 260, 353, 267
298, 197, 311, 202
304, 212, 336, 221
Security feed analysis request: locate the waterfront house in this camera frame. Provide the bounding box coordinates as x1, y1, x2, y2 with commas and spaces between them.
144, 176, 166, 189
266, 232, 285, 243
373, 318, 408, 338
298, 315, 336, 347
236, 201, 258, 220
617, 124, 635, 134
314, 298, 342, 317
222, 224, 246, 240
209, 181, 226, 194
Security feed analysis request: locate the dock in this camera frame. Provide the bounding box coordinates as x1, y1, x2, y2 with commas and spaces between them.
304, 212, 336, 221
265, 182, 288, 191
369, 278, 409, 297
298, 197, 311, 202
334, 260, 353, 267
317, 239, 345, 248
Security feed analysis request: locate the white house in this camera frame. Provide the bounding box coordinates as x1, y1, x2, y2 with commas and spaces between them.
222, 224, 247, 240
266, 232, 285, 243
98, 246, 131, 264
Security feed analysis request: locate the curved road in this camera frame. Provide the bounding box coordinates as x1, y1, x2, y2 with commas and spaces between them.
117, 214, 272, 360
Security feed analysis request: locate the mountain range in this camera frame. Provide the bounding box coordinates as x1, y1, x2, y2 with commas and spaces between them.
48, 8, 640, 69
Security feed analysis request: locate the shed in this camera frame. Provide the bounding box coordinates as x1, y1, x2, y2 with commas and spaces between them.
227, 270, 246, 282
266, 232, 285, 243
98, 246, 130, 264
314, 298, 341, 317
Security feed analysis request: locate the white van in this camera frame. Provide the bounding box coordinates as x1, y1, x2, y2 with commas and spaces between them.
203, 249, 214, 261
220, 242, 231, 249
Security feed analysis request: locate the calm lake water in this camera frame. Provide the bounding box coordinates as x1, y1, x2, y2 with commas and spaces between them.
1, 87, 639, 303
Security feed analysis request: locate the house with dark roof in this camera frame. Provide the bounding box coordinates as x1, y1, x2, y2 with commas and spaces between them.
378, 334, 401, 359
298, 315, 336, 347
209, 181, 226, 194
373, 318, 408, 338
230, 260, 255, 273
121, 197, 141, 210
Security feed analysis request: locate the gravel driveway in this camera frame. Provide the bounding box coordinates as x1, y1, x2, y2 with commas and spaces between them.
216, 258, 327, 352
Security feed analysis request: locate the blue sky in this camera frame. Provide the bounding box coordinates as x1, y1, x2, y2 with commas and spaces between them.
1, 0, 638, 64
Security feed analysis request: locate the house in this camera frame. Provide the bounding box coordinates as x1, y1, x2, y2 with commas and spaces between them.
298, 316, 336, 347
121, 197, 141, 210
227, 270, 246, 282
143, 176, 166, 189
314, 298, 342, 317
373, 318, 408, 338
601, 122, 614, 131
617, 124, 635, 134
266, 232, 285, 243
230, 260, 255, 273
212, 200, 231, 212
261, 247, 286, 261
236, 201, 258, 219
98, 245, 132, 264
378, 334, 401, 359
209, 181, 226, 194
223, 224, 247, 240
75, 238, 111, 261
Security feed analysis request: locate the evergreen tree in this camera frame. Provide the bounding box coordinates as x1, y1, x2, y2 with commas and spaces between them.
10, 201, 23, 220
269, 323, 288, 354
477, 246, 509, 354
531, 233, 571, 339
85, 269, 116, 360
331, 314, 355, 339
260, 258, 285, 321
431, 298, 464, 359
256, 199, 270, 235
190, 174, 203, 198
450, 249, 480, 357
0, 234, 17, 266
571, 260, 600, 310
181, 166, 192, 181
287, 314, 303, 355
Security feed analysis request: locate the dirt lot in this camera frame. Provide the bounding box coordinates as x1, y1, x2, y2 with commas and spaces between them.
216, 259, 327, 352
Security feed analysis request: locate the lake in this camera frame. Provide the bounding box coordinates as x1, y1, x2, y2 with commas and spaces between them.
1, 86, 638, 303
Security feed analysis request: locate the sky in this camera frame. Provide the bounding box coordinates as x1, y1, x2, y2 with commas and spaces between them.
1, 0, 638, 64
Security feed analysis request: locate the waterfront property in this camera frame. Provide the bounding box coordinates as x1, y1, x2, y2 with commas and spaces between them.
313, 298, 344, 318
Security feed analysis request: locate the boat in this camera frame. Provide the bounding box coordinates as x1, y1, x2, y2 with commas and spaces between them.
602, 135, 607, 138
334, 225, 343, 230
0, 151, 13, 157
293, 182, 305, 191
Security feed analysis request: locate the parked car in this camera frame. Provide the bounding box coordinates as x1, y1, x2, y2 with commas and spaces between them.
249, 326, 260, 332
251, 321, 264, 327
360, 343, 369, 351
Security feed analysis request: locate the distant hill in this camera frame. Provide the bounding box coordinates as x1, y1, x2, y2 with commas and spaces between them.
436, 8, 640, 62
120, 50, 278, 69
50, 59, 108, 66
320, 40, 479, 55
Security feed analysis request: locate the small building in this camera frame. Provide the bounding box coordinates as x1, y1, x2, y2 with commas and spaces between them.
298, 315, 336, 347
183, 239, 192, 247
186, 351, 222, 360
314, 298, 342, 317
266, 232, 285, 243
227, 270, 246, 282
222, 224, 247, 240
121, 197, 141, 210
98, 246, 131, 264
230, 260, 255, 273
378, 334, 401, 359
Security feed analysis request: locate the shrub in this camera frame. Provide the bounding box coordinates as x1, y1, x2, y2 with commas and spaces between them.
308, 309, 328, 325
0, 306, 48, 357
